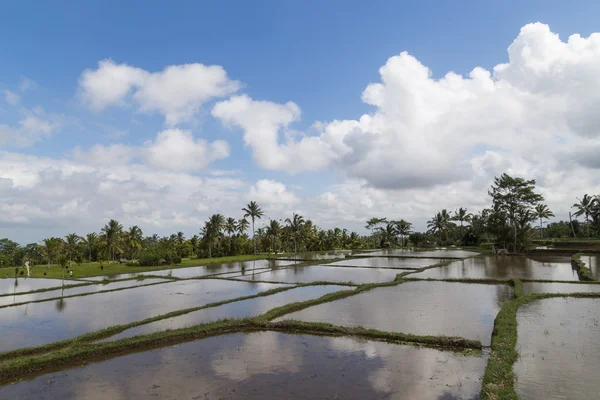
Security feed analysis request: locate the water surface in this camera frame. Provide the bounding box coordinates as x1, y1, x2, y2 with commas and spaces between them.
522, 282, 600, 295
278, 250, 351, 260
354, 249, 479, 258
276, 281, 512, 345
408, 256, 579, 281
329, 257, 439, 269
236, 265, 400, 284
580, 254, 600, 279
0, 278, 169, 307
0, 278, 78, 295
0, 332, 487, 399
0, 280, 286, 352
83, 260, 296, 281
99, 285, 346, 342
515, 298, 600, 399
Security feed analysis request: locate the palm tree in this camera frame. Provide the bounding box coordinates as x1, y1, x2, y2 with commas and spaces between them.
202, 214, 225, 258
393, 220, 412, 247
573, 194, 595, 236
123, 226, 143, 259
365, 217, 387, 247
101, 219, 123, 262
427, 210, 453, 242
41, 237, 63, 265
225, 218, 237, 236
452, 208, 472, 240
266, 220, 281, 254
237, 218, 250, 236
242, 201, 264, 254
285, 213, 305, 254
534, 204, 555, 239
376, 223, 398, 246
80, 233, 98, 265
63, 233, 80, 268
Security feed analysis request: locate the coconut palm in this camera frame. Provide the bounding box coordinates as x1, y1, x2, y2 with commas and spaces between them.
285, 213, 305, 254
101, 219, 123, 262
225, 218, 237, 236
80, 233, 98, 265
573, 194, 596, 236
242, 201, 264, 254
534, 204, 554, 238
202, 214, 225, 258
123, 226, 143, 259
266, 220, 281, 254
427, 210, 454, 242
394, 219, 412, 247
452, 207, 473, 240
237, 218, 250, 236
40, 237, 63, 265
377, 222, 399, 246
63, 233, 80, 268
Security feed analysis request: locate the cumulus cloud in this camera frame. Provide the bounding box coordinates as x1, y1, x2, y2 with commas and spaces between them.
78, 59, 241, 125
143, 129, 229, 171
0, 108, 63, 147
212, 94, 333, 173
247, 179, 299, 208
72, 144, 137, 166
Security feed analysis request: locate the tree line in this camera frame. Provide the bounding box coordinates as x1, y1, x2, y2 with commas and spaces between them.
1, 173, 600, 268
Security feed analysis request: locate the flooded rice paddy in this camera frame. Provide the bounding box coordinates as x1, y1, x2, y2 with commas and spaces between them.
580, 253, 600, 279
235, 265, 401, 284
408, 255, 579, 280
354, 249, 480, 258
0, 278, 169, 307
329, 257, 439, 269
3, 251, 599, 398
276, 281, 513, 345
522, 281, 600, 295
515, 298, 600, 399
0, 277, 79, 295
1, 332, 487, 400
0, 280, 286, 352
99, 285, 346, 342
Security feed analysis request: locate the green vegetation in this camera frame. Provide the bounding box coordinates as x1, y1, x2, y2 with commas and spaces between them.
570, 253, 597, 281
481, 292, 600, 399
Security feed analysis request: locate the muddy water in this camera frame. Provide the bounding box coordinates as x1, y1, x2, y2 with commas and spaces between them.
355, 249, 479, 258
329, 257, 439, 269
236, 265, 400, 284
276, 281, 512, 345
0, 332, 487, 400
0, 278, 170, 307
0, 280, 286, 352
408, 255, 579, 281
99, 285, 346, 342
522, 282, 600, 295
278, 250, 352, 260
515, 298, 600, 399
580, 253, 600, 279
0, 278, 79, 295
83, 260, 296, 281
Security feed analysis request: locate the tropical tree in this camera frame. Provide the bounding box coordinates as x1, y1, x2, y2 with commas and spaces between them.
101, 219, 123, 262
242, 201, 264, 254
80, 233, 99, 265
394, 220, 412, 247
202, 214, 225, 258
266, 219, 281, 254
123, 226, 143, 259
63, 233, 81, 268
489, 174, 543, 253
225, 218, 237, 236
452, 207, 472, 240
534, 204, 554, 238
427, 210, 454, 242
365, 217, 387, 247
573, 194, 596, 236
237, 218, 250, 236
285, 213, 305, 254
41, 237, 63, 265
377, 222, 398, 246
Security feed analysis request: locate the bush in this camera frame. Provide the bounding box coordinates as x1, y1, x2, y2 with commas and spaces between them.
138, 248, 182, 267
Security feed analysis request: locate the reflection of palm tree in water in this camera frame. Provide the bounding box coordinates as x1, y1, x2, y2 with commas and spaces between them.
55, 288, 66, 312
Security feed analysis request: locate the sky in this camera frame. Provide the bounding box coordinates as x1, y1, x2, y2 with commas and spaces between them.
2, 0, 600, 243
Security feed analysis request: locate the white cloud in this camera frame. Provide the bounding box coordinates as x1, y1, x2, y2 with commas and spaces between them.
3, 90, 20, 106
248, 179, 299, 208
143, 128, 229, 171
18, 77, 37, 92
212, 94, 333, 172
0, 108, 63, 147
72, 144, 137, 166
78, 59, 241, 125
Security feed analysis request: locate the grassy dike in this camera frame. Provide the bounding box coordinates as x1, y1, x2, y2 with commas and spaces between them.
480, 287, 600, 399
571, 253, 597, 281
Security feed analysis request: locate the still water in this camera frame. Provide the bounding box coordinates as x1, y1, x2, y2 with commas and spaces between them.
0, 332, 487, 400
329, 257, 440, 269
235, 265, 401, 284
515, 297, 600, 399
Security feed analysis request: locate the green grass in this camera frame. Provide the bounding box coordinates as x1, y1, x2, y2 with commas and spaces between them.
1, 254, 284, 280
481, 292, 600, 399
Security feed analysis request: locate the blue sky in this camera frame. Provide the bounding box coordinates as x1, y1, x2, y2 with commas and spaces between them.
1, 1, 600, 242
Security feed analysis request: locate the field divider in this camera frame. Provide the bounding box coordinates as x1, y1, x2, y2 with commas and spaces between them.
571, 253, 597, 281
481, 291, 600, 399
